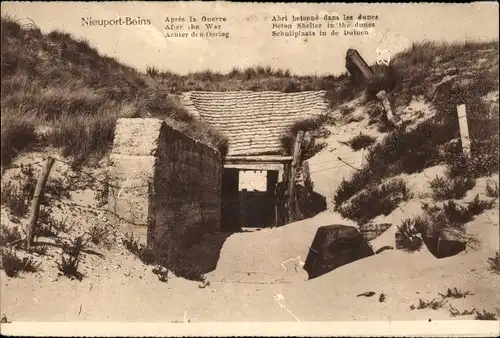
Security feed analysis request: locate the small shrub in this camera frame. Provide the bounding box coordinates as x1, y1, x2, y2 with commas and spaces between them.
86, 223, 112, 247
441, 200, 473, 226
337, 179, 412, 224
415, 298, 446, 310
26, 244, 48, 256
485, 182, 499, 198
279, 115, 330, 156
466, 194, 495, 217
0, 164, 37, 217
0, 314, 10, 323
347, 133, 377, 151
449, 305, 476, 317
35, 207, 59, 238
397, 217, 425, 252
146, 65, 159, 77
0, 248, 41, 277
36, 211, 72, 239
57, 253, 82, 281
198, 280, 210, 289
152, 266, 170, 283
339, 106, 355, 116
378, 293, 386, 302
365, 64, 402, 101
0, 115, 38, 166
57, 236, 87, 281
474, 309, 497, 320
122, 233, 156, 265
429, 175, 476, 201
439, 287, 472, 299
0, 225, 23, 247
487, 252, 500, 274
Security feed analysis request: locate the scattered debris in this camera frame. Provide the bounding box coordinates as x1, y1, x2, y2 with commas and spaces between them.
357, 291, 376, 298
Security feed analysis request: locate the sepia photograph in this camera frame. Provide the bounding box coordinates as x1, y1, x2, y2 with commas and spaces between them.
0, 1, 499, 336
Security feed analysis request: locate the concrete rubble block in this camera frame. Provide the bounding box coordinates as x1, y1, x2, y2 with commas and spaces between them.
304, 224, 374, 279
424, 228, 467, 258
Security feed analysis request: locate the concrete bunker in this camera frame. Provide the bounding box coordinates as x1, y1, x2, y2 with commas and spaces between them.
180, 90, 331, 230
108, 118, 223, 264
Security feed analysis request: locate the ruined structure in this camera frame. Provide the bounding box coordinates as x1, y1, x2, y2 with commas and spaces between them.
345, 49, 375, 82
108, 118, 222, 263
180, 91, 329, 229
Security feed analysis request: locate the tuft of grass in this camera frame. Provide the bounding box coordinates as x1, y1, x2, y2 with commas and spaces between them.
487, 252, 500, 274
400, 194, 495, 249
122, 233, 156, 265
346, 133, 377, 151
152, 266, 170, 283
57, 235, 87, 281
0, 16, 228, 165
0, 164, 37, 218
0, 248, 41, 277
279, 115, 332, 160
0, 115, 38, 166
336, 178, 412, 224
86, 223, 113, 248
146, 65, 159, 77
396, 217, 425, 252
415, 298, 446, 310
0, 224, 23, 247
429, 175, 476, 201
485, 182, 499, 198
26, 244, 48, 256
449, 305, 476, 317
466, 194, 495, 217
439, 287, 473, 299
474, 309, 497, 320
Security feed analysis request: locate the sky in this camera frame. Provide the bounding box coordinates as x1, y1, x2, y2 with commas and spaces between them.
2, 1, 499, 76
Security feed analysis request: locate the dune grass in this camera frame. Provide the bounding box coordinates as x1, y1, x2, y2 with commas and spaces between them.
334, 40, 499, 211
0, 16, 228, 166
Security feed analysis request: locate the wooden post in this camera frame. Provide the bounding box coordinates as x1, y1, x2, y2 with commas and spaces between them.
302, 161, 312, 217
147, 178, 156, 248
457, 104, 471, 157
287, 131, 304, 223
376, 90, 400, 126
26, 157, 55, 248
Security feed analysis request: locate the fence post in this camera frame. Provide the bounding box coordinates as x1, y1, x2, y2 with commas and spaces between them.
376, 90, 400, 126
456, 104, 471, 157
26, 157, 55, 248
287, 131, 304, 223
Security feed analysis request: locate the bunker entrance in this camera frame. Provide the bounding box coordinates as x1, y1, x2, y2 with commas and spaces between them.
221, 168, 281, 230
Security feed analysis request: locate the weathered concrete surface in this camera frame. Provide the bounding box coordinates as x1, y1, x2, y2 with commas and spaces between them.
108, 118, 223, 263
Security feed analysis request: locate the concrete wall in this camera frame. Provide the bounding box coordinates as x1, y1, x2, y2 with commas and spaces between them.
108, 118, 222, 263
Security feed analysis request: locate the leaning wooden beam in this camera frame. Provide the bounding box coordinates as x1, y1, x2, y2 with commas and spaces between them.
376, 90, 401, 126
26, 157, 55, 248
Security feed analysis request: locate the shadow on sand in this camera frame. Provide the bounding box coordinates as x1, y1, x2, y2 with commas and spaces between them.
180, 231, 235, 274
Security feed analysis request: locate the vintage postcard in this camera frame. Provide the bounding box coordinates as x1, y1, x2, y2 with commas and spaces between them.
0, 1, 499, 336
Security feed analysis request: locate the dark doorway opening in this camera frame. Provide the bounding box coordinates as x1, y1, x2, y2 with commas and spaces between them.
221, 168, 279, 230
